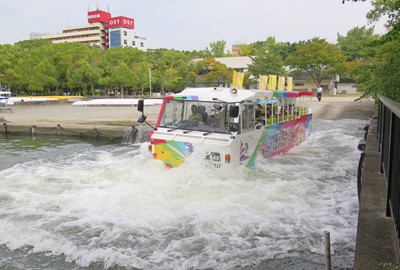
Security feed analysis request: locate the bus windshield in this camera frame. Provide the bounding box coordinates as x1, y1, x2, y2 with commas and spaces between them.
158, 99, 235, 134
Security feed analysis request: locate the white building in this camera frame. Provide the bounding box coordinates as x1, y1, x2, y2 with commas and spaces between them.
42, 23, 106, 48
32, 9, 147, 51
108, 16, 147, 50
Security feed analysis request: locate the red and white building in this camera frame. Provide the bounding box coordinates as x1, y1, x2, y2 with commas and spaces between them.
34, 9, 147, 51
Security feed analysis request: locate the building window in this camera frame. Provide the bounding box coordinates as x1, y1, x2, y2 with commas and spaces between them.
294, 83, 304, 86
123, 31, 127, 36
124, 40, 127, 45
140, 42, 144, 47
132, 41, 136, 46
109, 30, 121, 48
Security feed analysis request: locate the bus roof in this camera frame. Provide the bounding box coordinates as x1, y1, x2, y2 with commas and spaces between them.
166, 87, 313, 103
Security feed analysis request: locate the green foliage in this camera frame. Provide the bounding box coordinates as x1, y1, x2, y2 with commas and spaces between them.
248, 37, 286, 78
338, 26, 378, 61
366, 0, 399, 27
353, 39, 400, 101
14, 39, 53, 50
380, 262, 399, 270
200, 57, 233, 87
285, 37, 346, 86
205, 40, 227, 57
3, 30, 387, 96
345, 0, 400, 102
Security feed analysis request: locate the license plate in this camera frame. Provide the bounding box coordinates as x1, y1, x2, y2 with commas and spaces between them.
206, 152, 220, 162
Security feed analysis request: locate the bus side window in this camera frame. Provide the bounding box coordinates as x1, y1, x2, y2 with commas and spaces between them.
241, 104, 254, 132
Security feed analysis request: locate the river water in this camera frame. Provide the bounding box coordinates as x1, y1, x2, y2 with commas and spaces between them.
0, 119, 366, 270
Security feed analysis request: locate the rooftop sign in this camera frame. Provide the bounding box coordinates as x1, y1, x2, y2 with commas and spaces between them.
109, 16, 134, 29
88, 10, 111, 24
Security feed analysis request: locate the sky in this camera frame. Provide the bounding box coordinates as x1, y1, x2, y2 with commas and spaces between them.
0, 0, 388, 52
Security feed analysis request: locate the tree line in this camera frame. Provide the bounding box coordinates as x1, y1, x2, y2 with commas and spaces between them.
1, 0, 398, 102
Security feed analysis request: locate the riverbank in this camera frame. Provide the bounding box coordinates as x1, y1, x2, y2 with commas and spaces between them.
1, 95, 375, 124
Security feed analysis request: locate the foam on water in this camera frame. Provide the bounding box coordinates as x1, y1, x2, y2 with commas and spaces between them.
0, 119, 367, 269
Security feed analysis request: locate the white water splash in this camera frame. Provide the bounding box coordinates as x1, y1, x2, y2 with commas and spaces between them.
0, 119, 366, 269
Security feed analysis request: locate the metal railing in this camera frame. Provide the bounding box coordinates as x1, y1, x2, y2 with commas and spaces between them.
378, 94, 400, 254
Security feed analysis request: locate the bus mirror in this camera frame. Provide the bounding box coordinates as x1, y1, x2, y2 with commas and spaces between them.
229, 105, 239, 118
213, 103, 223, 111
138, 115, 147, 123
137, 100, 144, 112
229, 123, 239, 132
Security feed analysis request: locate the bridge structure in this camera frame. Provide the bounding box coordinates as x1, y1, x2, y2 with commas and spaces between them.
354, 95, 400, 269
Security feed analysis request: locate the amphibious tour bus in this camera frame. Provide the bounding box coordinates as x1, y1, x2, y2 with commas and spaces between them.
138, 87, 313, 170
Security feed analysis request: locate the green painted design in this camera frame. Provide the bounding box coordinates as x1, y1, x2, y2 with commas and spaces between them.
163, 143, 184, 160
162, 158, 178, 168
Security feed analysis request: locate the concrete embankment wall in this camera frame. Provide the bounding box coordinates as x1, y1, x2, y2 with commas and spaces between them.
1, 123, 151, 143
354, 118, 399, 269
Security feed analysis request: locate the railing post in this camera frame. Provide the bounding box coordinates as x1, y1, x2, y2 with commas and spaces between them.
377, 94, 400, 260
325, 231, 331, 270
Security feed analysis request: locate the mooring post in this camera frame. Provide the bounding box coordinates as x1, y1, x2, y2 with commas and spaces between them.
31, 125, 36, 136
131, 126, 137, 143
325, 231, 331, 270
93, 127, 98, 139
57, 124, 61, 135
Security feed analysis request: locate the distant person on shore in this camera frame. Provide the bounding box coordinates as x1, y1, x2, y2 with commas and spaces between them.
317, 85, 323, 102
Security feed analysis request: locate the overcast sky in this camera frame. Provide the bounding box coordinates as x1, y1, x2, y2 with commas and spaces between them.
0, 0, 387, 52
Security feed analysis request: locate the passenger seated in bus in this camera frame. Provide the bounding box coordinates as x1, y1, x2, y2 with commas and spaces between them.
208, 109, 230, 128
256, 116, 265, 129
266, 104, 272, 114
277, 108, 285, 122
266, 106, 272, 118
188, 105, 203, 122
291, 104, 299, 117
255, 104, 262, 119
198, 105, 208, 124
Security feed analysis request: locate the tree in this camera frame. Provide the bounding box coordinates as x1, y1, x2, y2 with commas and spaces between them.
342, 0, 400, 101
201, 57, 232, 87
205, 40, 227, 57
14, 39, 53, 50
242, 72, 257, 89
109, 61, 137, 98
248, 38, 286, 78
237, 44, 254, 56
0, 44, 23, 93
66, 47, 105, 96
354, 39, 400, 101
365, 0, 399, 27
133, 61, 150, 96
338, 26, 378, 61
28, 58, 58, 93
285, 37, 346, 87
164, 67, 181, 93
50, 42, 90, 95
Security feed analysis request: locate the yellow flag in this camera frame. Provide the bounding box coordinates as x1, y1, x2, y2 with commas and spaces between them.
287, 77, 293, 91
258, 75, 268, 90
233, 72, 244, 88
278, 77, 285, 90
268, 75, 277, 90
